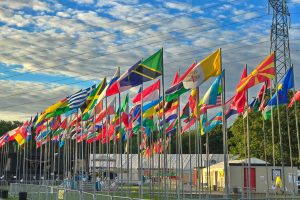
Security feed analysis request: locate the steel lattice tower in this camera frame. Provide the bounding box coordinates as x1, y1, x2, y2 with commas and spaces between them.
269, 0, 291, 81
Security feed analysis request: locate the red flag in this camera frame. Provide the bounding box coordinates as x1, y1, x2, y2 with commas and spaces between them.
236, 53, 275, 92
288, 90, 300, 108
121, 112, 129, 128
232, 68, 247, 113
172, 71, 179, 85
181, 117, 196, 134
133, 80, 160, 104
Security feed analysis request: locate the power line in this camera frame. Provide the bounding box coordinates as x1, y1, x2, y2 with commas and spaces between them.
0, 49, 284, 110
0, 0, 242, 59
0, 6, 267, 78
0, 36, 271, 95
0, 13, 270, 81
0, 46, 284, 109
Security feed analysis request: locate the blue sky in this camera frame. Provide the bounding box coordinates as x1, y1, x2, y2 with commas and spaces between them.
0, 0, 299, 121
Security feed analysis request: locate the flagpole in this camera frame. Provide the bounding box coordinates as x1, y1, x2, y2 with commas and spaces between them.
23, 139, 26, 182
125, 93, 130, 196
161, 48, 169, 199
262, 113, 270, 199
205, 111, 209, 199
118, 89, 123, 195
157, 85, 162, 200
188, 115, 192, 197
194, 91, 199, 197
245, 64, 252, 199
291, 64, 300, 161
74, 113, 78, 184
220, 48, 229, 198
39, 140, 43, 185
176, 120, 179, 199
139, 83, 144, 199
93, 109, 96, 197
273, 51, 286, 192
241, 115, 246, 199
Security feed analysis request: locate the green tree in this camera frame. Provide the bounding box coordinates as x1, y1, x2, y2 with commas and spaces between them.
228, 102, 300, 166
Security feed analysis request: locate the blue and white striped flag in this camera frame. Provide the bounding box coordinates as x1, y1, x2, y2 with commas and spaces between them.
67, 85, 95, 109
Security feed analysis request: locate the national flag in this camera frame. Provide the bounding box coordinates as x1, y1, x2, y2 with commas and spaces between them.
107, 49, 163, 96
133, 80, 160, 104
189, 89, 197, 116
267, 67, 294, 106
204, 112, 222, 133
232, 68, 247, 113
36, 98, 68, 125
121, 94, 129, 113
250, 80, 271, 112
0, 133, 8, 148
142, 98, 161, 118
199, 72, 223, 106
181, 102, 190, 119
288, 90, 300, 108
165, 64, 195, 102
165, 108, 177, 124
183, 49, 221, 89
81, 78, 107, 114
181, 117, 196, 134
236, 53, 275, 92
263, 104, 273, 120
224, 96, 237, 120
7, 127, 18, 141
50, 115, 61, 131
67, 85, 95, 110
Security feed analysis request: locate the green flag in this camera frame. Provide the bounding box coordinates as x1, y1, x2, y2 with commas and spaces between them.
121, 94, 129, 113
81, 78, 107, 114
133, 48, 163, 80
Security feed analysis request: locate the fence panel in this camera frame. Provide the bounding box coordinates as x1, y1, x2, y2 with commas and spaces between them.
65, 189, 81, 200
94, 193, 113, 200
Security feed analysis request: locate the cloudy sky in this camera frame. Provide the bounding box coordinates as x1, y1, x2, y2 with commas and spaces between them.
0, 0, 299, 122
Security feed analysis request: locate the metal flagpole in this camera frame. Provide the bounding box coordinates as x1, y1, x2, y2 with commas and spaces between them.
241, 116, 246, 199
270, 80, 276, 166
176, 105, 180, 199
157, 84, 162, 200
125, 93, 130, 196
291, 64, 300, 160
118, 89, 123, 195
245, 64, 252, 199
161, 48, 168, 199
205, 111, 209, 199
188, 116, 192, 198
286, 104, 295, 195
74, 113, 79, 183
23, 140, 26, 182
262, 113, 270, 199
139, 84, 144, 198
105, 95, 109, 195
93, 109, 97, 198
220, 48, 229, 198
273, 51, 286, 192
16, 146, 19, 183
39, 142, 43, 184
195, 87, 201, 199
291, 64, 299, 194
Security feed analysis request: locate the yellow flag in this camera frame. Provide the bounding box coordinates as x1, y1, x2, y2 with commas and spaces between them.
183, 49, 221, 89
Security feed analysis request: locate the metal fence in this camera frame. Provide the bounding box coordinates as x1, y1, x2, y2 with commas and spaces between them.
8, 183, 300, 200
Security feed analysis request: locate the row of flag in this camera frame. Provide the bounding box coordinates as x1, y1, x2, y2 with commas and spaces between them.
0, 48, 299, 158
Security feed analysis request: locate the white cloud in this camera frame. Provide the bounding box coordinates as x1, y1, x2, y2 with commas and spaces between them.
0, 0, 50, 11
0, 0, 299, 122
72, 0, 94, 4
164, 1, 203, 13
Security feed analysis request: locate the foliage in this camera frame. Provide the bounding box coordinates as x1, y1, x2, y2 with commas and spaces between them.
228, 101, 300, 166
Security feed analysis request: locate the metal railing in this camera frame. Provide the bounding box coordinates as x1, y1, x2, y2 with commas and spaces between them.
8, 183, 147, 200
